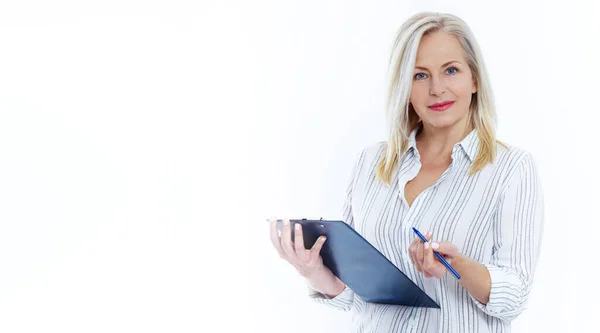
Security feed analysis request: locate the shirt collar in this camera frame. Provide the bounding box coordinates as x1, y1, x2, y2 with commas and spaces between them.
456, 129, 479, 163
407, 128, 418, 150
406, 127, 479, 163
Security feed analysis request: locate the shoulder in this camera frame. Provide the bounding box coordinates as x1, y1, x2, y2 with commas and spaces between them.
493, 139, 540, 184
346, 141, 387, 181
362, 141, 388, 159
353, 141, 387, 168
495, 140, 537, 166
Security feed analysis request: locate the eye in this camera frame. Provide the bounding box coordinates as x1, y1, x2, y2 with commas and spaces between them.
414, 72, 427, 80
446, 66, 458, 75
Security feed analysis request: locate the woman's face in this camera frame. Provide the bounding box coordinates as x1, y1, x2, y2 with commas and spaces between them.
409, 31, 477, 131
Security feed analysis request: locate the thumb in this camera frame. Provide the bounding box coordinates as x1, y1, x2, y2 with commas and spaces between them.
430, 241, 459, 257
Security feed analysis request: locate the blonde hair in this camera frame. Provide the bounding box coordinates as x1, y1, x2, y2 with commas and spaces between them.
377, 12, 504, 185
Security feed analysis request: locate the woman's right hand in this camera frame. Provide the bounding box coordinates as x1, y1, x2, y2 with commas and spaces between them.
269, 217, 328, 278
269, 217, 345, 297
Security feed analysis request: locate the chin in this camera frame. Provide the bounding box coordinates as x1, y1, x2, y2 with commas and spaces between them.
422, 116, 460, 129
424, 107, 471, 126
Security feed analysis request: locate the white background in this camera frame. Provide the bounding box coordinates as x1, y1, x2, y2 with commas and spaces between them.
0, 1, 598, 332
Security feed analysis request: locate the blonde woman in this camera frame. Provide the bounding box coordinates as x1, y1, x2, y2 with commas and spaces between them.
269, 11, 544, 333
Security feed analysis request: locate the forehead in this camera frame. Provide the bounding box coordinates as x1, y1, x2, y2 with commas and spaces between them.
415, 31, 466, 65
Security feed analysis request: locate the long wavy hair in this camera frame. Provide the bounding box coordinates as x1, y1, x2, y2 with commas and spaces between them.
377, 12, 503, 185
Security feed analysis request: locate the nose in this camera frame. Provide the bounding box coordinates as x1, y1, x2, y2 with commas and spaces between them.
429, 75, 446, 96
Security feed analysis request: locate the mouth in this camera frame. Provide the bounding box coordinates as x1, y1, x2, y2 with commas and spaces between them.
428, 101, 454, 112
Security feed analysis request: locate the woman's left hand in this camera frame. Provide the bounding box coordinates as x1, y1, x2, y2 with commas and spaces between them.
408, 233, 460, 279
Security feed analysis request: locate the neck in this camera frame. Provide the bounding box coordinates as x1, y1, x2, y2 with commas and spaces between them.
416, 119, 473, 160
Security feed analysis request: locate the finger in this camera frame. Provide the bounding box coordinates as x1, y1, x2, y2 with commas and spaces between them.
309, 235, 327, 263
423, 241, 434, 274
416, 241, 425, 272
426, 232, 433, 242
415, 232, 433, 273
269, 218, 287, 259
410, 232, 431, 264
431, 241, 459, 259
408, 239, 421, 271
423, 241, 445, 278
269, 218, 285, 256
408, 238, 420, 268
280, 218, 298, 261
412, 231, 432, 243
294, 222, 308, 261
413, 232, 432, 242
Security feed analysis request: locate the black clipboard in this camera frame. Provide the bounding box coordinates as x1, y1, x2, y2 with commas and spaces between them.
276, 219, 439, 308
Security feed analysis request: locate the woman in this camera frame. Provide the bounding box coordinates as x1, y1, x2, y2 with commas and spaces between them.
269, 11, 544, 333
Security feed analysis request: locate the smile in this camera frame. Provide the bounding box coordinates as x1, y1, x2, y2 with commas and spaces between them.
428, 101, 454, 111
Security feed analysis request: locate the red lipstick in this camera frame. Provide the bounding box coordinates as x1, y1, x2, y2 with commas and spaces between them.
428, 101, 454, 111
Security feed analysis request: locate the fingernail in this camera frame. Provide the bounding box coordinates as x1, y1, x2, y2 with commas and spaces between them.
432, 242, 439, 250
283, 219, 289, 225
295, 223, 300, 230
424, 242, 429, 250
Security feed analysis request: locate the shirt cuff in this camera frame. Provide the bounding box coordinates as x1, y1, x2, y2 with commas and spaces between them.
469, 264, 527, 321
308, 285, 354, 311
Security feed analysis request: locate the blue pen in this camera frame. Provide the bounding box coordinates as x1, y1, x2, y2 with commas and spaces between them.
412, 227, 461, 279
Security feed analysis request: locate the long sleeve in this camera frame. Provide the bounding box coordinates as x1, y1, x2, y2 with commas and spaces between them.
470, 152, 545, 321
307, 147, 367, 311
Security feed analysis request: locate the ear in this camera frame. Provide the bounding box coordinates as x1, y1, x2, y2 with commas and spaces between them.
471, 77, 477, 94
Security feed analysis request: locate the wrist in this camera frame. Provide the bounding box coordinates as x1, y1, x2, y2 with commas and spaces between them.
451, 254, 492, 304
451, 254, 469, 280
326, 276, 346, 297
305, 266, 345, 297
302, 264, 329, 280
452, 253, 467, 268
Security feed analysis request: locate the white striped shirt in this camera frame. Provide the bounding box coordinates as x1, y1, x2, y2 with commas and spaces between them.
308, 129, 544, 333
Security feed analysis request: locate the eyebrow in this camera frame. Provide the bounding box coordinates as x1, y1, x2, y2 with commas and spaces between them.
415, 60, 461, 71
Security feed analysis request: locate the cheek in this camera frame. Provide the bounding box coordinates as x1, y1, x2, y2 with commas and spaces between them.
454, 78, 476, 98
409, 85, 426, 105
